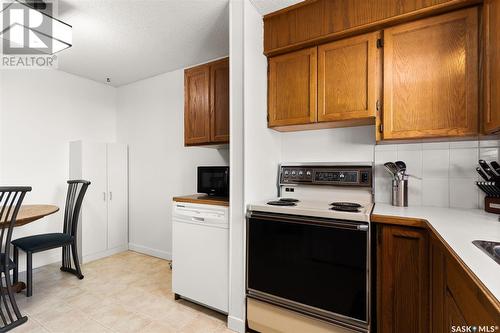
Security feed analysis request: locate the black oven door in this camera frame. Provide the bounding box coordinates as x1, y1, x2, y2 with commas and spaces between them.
246, 211, 369, 330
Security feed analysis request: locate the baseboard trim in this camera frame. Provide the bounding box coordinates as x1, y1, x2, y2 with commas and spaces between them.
227, 315, 245, 333
83, 245, 128, 264
128, 243, 171, 260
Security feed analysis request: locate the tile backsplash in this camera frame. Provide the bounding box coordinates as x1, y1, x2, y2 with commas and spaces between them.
374, 140, 500, 209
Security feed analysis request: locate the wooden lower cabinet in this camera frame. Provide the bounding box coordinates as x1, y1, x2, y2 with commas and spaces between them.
377, 225, 430, 333
376, 222, 500, 333
431, 236, 500, 332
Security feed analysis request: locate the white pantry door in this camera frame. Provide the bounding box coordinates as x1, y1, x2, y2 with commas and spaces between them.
106, 143, 128, 249
81, 142, 108, 257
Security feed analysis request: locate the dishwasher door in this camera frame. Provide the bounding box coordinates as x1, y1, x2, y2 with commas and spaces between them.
172, 202, 229, 313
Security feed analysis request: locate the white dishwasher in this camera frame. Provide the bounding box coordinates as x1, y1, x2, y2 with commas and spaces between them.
172, 201, 229, 313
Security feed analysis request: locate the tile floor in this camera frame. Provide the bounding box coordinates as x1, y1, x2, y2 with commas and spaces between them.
12, 251, 233, 333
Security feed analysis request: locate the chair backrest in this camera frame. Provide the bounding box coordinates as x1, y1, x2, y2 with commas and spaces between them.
0, 187, 31, 259
63, 180, 90, 237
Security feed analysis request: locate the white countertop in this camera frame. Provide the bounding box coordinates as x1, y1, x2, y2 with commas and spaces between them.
373, 204, 500, 302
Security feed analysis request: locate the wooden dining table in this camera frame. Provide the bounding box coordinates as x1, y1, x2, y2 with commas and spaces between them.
11, 205, 60, 292
16, 205, 59, 226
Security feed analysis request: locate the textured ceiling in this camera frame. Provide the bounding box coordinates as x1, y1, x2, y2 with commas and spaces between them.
55, 0, 229, 87
249, 0, 305, 15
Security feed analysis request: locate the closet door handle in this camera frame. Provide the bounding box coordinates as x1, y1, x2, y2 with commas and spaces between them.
109, 191, 113, 201
103, 192, 106, 201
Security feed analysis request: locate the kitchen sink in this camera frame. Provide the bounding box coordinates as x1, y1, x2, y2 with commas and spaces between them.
472, 240, 500, 265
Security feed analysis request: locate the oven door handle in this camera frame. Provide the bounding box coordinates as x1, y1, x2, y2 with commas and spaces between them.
248, 211, 369, 231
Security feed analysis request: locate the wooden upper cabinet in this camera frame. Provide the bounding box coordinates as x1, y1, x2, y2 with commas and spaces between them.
184, 65, 211, 145
263, 0, 476, 55
184, 58, 229, 146
318, 32, 381, 122
210, 58, 230, 143
382, 8, 478, 140
378, 225, 430, 333
264, 0, 326, 53
484, 0, 500, 134
268, 47, 317, 127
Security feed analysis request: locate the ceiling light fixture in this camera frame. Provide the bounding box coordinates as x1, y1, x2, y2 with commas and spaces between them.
0, 0, 72, 54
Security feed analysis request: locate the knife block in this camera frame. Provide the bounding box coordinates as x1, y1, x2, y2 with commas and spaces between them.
484, 197, 500, 214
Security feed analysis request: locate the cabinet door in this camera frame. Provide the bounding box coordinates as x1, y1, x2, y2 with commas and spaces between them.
484, 0, 500, 133
318, 32, 381, 122
184, 65, 210, 145
378, 225, 430, 333
107, 144, 128, 250
445, 289, 468, 327
210, 58, 229, 143
444, 256, 500, 327
81, 143, 108, 258
431, 236, 500, 332
431, 238, 446, 333
268, 47, 317, 127
383, 8, 478, 139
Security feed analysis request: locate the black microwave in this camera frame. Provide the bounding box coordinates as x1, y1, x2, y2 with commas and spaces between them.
197, 166, 229, 197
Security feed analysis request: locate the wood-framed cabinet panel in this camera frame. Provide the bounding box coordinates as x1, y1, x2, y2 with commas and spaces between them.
484, 0, 500, 134
184, 58, 229, 146
318, 31, 381, 122
210, 58, 230, 143
431, 235, 500, 331
268, 47, 318, 127
377, 224, 430, 333
263, 0, 479, 56
184, 65, 211, 145
382, 8, 479, 140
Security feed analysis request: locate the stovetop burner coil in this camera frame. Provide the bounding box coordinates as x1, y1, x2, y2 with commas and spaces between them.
267, 200, 297, 206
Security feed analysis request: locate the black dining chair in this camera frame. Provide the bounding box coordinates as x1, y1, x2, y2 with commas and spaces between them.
0, 186, 31, 331
12, 180, 90, 297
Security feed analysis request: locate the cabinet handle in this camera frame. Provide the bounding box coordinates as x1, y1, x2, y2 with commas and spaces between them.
109, 191, 113, 201
103, 192, 106, 201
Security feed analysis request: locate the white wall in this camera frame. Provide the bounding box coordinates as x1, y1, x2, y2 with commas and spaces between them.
116, 69, 228, 260
228, 0, 245, 331
228, 2, 284, 331
243, 3, 282, 205
281, 126, 375, 163
0, 69, 117, 269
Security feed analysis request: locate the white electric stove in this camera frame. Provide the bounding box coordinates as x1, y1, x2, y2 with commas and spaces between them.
246, 162, 374, 333
248, 162, 374, 222
248, 197, 373, 222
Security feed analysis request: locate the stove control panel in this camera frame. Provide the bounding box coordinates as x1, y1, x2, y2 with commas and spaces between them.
280, 165, 372, 187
